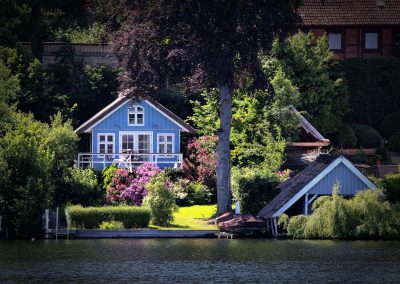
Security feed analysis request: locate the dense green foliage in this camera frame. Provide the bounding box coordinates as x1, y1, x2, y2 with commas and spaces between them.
171, 179, 212, 206
388, 130, 400, 151
0, 45, 119, 126
231, 167, 280, 214
143, 175, 176, 226
381, 173, 400, 203
378, 112, 400, 139
334, 124, 357, 148
66, 205, 151, 229
351, 124, 382, 148
62, 168, 104, 206
266, 32, 348, 135
282, 187, 400, 239
342, 58, 400, 129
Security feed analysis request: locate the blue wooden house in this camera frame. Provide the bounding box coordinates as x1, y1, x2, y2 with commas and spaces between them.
75, 95, 195, 170
258, 155, 377, 236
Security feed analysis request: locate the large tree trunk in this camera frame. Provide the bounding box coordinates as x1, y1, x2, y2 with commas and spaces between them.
216, 85, 232, 215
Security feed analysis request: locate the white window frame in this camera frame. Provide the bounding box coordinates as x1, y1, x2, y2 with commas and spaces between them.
365, 32, 379, 50
97, 133, 115, 158
119, 131, 153, 154
157, 133, 175, 155
328, 33, 342, 51
127, 106, 145, 126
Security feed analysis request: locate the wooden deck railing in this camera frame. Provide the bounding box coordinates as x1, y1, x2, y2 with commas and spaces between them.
77, 152, 183, 169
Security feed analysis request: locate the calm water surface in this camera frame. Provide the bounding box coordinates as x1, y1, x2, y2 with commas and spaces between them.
1, 239, 400, 283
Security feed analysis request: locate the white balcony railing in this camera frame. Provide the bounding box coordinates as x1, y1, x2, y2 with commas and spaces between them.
77, 152, 183, 170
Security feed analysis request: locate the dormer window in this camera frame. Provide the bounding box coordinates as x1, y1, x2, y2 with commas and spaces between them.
128, 106, 144, 126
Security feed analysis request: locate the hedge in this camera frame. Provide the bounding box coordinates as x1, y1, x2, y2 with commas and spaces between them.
342, 58, 400, 128
378, 112, 400, 139
351, 124, 382, 148
334, 124, 357, 148
66, 205, 151, 229
388, 130, 400, 151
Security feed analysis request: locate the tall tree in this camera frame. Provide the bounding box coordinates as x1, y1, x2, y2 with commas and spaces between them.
113, 0, 300, 214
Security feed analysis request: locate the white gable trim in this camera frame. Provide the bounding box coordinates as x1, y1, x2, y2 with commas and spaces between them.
84, 99, 130, 133
145, 100, 192, 132
77, 98, 191, 133
272, 156, 377, 218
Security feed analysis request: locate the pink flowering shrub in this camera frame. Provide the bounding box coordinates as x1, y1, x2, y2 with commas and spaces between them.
106, 169, 133, 203
183, 135, 217, 190
106, 163, 168, 206
121, 162, 163, 205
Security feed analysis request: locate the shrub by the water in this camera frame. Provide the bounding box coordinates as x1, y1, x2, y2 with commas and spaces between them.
382, 173, 400, 203
283, 186, 400, 239
143, 174, 176, 226
351, 124, 382, 148
171, 178, 212, 206
378, 112, 400, 139
231, 167, 279, 214
65, 205, 151, 229
99, 220, 124, 230
388, 130, 400, 151
335, 124, 357, 148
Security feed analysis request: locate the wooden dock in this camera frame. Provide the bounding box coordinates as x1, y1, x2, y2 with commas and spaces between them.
53, 229, 220, 239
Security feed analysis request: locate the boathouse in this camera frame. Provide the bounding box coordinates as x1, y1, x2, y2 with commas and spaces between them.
75, 94, 195, 170
258, 155, 377, 236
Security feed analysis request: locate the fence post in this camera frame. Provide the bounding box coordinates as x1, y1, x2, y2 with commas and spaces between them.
44, 209, 49, 239
55, 207, 59, 240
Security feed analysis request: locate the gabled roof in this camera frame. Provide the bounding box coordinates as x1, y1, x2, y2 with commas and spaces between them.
258, 155, 377, 219
75, 95, 196, 134
298, 0, 400, 26
290, 107, 330, 147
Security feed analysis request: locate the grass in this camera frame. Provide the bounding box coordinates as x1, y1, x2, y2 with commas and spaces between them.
149, 204, 218, 230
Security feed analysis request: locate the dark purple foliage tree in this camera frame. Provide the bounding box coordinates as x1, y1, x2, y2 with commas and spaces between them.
112, 0, 300, 214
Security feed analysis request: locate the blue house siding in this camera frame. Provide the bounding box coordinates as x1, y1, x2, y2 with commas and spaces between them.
308, 163, 370, 196
85, 99, 184, 169
93, 100, 181, 131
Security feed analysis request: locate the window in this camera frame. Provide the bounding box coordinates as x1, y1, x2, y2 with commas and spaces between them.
365, 32, 379, 50
328, 33, 342, 50
98, 134, 114, 154
157, 134, 174, 154
128, 106, 144, 126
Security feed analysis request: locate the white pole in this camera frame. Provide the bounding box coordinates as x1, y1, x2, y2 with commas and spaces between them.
55, 207, 59, 240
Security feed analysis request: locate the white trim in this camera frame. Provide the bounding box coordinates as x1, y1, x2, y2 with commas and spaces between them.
157, 133, 175, 154
78, 98, 192, 133
272, 156, 377, 218
97, 133, 115, 158
127, 105, 145, 126
145, 100, 192, 132
119, 131, 153, 153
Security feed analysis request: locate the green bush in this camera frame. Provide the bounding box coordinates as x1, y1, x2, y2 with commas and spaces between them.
172, 179, 212, 206
388, 130, 400, 151
379, 112, 400, 139
99, 220, 124, 230
335, 124, 357, 148
143, 175, 176, 226
382, 173, 400, 203
62, 168, 104, 206
231, 167, 280, 214
351, 124, 382, 148
285, 187, 400, 239
342, 58, 400, 128
65, 205, 151, 229
101, 165, 118, 190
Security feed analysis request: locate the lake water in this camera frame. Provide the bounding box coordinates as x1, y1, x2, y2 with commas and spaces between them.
1, 239, 400, 283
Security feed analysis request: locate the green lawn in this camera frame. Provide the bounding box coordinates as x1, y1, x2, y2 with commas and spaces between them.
150, 204, 218, 230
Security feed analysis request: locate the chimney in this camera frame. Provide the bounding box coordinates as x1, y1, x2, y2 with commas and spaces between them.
376, 0, 385, 7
